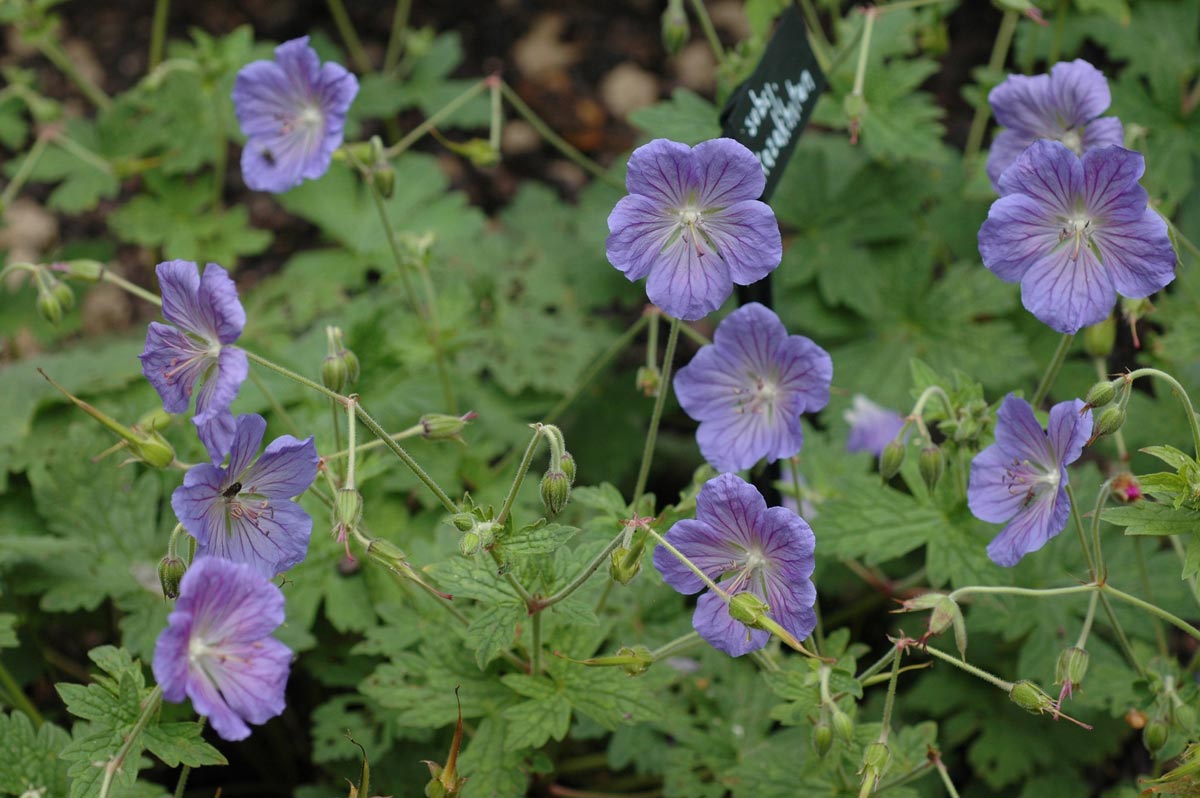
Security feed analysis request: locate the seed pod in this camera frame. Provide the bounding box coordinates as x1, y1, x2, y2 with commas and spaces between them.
831, 708, 854, 742
1055, 646, 1090, 689
918, 445, 944, 492
1084, 380, 1117, 408
1144, 721, 1169, 753
812, 721, 833, 758
879, 440, 905, 480
1094, 405, 1126, 437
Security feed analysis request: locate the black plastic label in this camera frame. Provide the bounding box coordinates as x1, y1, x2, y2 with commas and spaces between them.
720, 6, 825, 201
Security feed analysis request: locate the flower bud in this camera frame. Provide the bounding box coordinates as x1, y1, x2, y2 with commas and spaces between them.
321, 353, 350, 393
831, 708, 854, 742
51, 279, 75, 312
1008, 680, 1056, 715
918, 445, 944, 492
861, 741, 890, 772
130, 430, 176, 469
451, 512, 476, 532
136, 407, 173, 432
727, 591, 770, 629
1144, 720, 1169, 753
36, 288, 64, 325
812, 720, 833, 757
1082, 314, 1117, 358
559, 451, 577, 485
366, 537, 407, 569
421, 412, 477, 443
1093, 405, 1126, 437
458, 531, 482, 557
58, 259, 105, 282
636, 365, 661, 397
879, 440, 905, 480
1174, 703, 1196, 731
540, 470, 571, 515
1055, 646, 1089, 689
373, 164, 395, 198
616, 645, 654, 676
158, 555, 186, 599
661, 0, 689, 55
1112, 472, 1142, 503
1084, 380, 1117, 408
608, 546, 641, 585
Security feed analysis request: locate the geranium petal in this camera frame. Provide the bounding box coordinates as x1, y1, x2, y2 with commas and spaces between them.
1046, 399, 1092, 466
240, 435, 318, 498
978, 194, 1063, 283
186, 664, 252, 741
624, 139, 695, 207
198, 498, 312, 577
140, 322, 211, 414
986, 129, 1035, 192
226, 414, 268, 480
692, 138, 766, 207
1094, 209, 1177, 298
605, 194, 679, 282
194, 346, 247, 424
644, 233, 731, 320
695, 473, 767, 548
1046, 60, 1112, 127
967, 444, 1026, 524
996, 140, 1083, 215
197, 263, 245, 345
703, 200, 781, 285
986, 482, 1070, 567
993, 394, 1054, 466
1080, 116, 1123, 152
1020, 241, 1115, 333
654, 518, 738, 594
1082, 147, 1147, 223
989, 73, 1055, 134
203, 638, 291, 725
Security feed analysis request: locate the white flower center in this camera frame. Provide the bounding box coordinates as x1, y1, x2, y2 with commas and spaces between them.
743, 547, 768, 572
188, 635, 213, 665
298, 104, 324, 130
1058, 213, 1094, 261
734, 374, 780, 417
1003, 458, 1059, 508
1059, 128, 1083, 155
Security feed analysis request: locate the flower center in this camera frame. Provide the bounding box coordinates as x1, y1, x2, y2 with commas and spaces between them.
673, 204, 720, 259
1057, 213, 1094, 261
297, 104, 324, 130
1002, 458, 1060, 509
224, 487, 276, 537
734, 374, 780, 417
1059, 128, 1083, 155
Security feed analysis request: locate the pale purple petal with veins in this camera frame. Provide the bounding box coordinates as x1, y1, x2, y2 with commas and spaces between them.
968, 395, 1093, 567
606, 138, 781, 320
152, 557, 291, 741
978, 141, 1176, 333
986, 59, 1122, 190
233, 37, 358, 194
674, 303, 831, 472
171, 414, 316, 577
844, 395, 906, 457
652, 473, 817, 656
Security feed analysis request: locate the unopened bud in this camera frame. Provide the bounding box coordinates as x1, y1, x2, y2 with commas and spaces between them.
136, 407, 173, 432
727, 591, 770, 628
1094, 405, 1126, 437
861, 741, 890, 772
608, 546, 641, 585
451, 512, 476, 532
366, 537, 407, 569
636, 365, 661, 397
1175, 704, 1196, 730
36, 288, 64, 325
559, 451, 576, 484
321, 354, 349, 393
59, 259, 104, 282
334, 488, 363, 533
1084, 380, 1117, 408
812, 721, 833, 757
458, 531, 482, 557
1008, 680, 1056, 715
879, 440, 905, 480
130, 430, 176, 468
661, 0, 689, 55
540, 470, 571, 515
1112, 472, 1142, 503
1082, 314, 1117, 358
616, 645, 654, 676
1055, 646, 1090, 689
831, 708, 854, 742
421, 412, 477, 443
918, 445, 944, 492
373, 164, 395, 198
1144, 720, 1169, 752
158, 555, 186, 599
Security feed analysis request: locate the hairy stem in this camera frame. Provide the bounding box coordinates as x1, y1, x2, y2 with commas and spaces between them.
1031, 333, 1075, 407
632, 318, 681, 507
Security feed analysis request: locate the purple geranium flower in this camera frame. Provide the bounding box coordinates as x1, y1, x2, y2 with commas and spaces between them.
978, 141, 1176, 334
172, 414, 318, 577
140, 260, 248, 440
987, 59, 1123, 190
606, 138, 782, 320
844, 395, 906, 457
153, 556, 292, 741
967, 395, 1092, 567
652, 473, 817, 656
674, 302, 832, 473
233, 36, 359, 193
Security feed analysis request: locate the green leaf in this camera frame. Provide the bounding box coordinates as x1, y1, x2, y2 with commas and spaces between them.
1102, 502, 1200, 536
0, 614, 16, 649
628, 89, 721, 143
466, 603, 523, 669
142, 722, 227, 768
459, 717, 529, 798
502, 693, 572, 750
1141, 445, 1197, 471
571, 483, 628, 517
0, 712, 71, 797
8, 120, 119, 212
495, 520, 579, 563
819, 479, 943, 565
